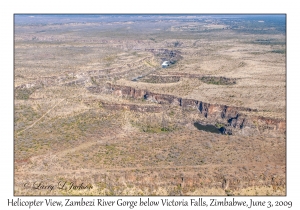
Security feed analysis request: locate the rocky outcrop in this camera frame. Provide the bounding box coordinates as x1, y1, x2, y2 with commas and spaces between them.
91, 83, 286, 134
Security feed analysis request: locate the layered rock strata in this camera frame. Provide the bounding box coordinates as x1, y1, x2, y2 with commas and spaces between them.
89, 83, 286, 135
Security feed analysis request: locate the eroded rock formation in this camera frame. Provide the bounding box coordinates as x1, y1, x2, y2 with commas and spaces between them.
90, 83, 286, 135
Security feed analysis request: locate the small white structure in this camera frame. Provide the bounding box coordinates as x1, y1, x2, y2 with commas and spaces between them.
162, 61, 169, 68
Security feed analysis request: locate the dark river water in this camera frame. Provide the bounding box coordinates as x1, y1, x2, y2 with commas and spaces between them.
193, 122, 222, 134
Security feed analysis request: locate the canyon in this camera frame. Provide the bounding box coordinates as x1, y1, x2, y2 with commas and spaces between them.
14, 14, 286, 196
87, 83, 286, 136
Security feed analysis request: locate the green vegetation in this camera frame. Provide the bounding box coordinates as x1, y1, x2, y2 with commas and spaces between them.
90, 76, 98, 85
271, 49, 286, 54
15, 87, 37, 100
129, 117, 176, 133
142, 125, 173, 133
141, 76, 180, 84
149, 37, 156, 42
215, 123, 225, 129
200, 77, 236, 85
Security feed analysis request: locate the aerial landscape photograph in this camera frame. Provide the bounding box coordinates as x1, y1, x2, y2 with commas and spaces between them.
14, 14, 286, 196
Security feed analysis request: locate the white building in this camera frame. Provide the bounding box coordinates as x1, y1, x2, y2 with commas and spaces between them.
162, 61, 169, 68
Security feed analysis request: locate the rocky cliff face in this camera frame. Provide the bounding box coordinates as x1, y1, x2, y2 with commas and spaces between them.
95, 83, 285, 135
